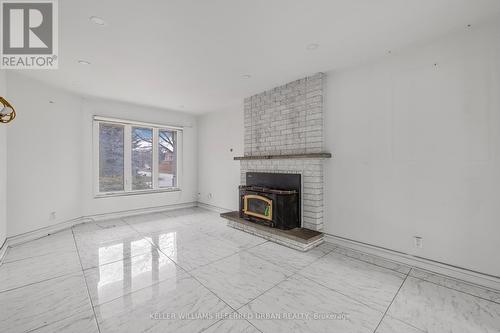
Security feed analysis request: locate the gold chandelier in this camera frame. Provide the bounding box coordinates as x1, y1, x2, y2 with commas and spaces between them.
0, 97, 16, 123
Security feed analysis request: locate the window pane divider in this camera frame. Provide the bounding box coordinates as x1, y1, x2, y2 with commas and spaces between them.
152, 128, 159, 189
176, 131, 183, 189
124, 124, 132, 192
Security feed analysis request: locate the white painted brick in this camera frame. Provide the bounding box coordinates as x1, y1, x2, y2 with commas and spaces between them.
239, 73, 326, 231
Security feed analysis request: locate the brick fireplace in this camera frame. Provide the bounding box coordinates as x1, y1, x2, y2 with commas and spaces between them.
239, 72, 328, 231
221, 72, 330, 250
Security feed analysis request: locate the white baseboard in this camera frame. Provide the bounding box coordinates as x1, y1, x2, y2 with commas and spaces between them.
0, 238, 8, 266
87, 201, 197, 221
0, 201, 197, 265
0, 216, 90, 265
196, 201, 232, 214
325, 234, 500, 291
6, 217, 89, 248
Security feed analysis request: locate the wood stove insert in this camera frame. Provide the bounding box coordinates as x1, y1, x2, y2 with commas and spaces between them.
239, 172, 301, 230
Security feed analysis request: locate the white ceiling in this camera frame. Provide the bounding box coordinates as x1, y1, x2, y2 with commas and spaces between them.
16, 0, 500, 113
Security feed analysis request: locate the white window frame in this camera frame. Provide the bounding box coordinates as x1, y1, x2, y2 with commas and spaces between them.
93, 116, 183, 198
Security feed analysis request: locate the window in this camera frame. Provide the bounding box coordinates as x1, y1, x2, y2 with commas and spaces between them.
158, 130, 177, 188
131, 127, 153, 190
99, 123, 124, 192
94, 117, 182, 196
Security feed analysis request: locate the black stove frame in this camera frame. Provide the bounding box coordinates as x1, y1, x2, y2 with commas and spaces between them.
239, 172, 301, 230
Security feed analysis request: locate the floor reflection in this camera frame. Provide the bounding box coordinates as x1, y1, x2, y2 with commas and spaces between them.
95, 232, 178, 303
155, 232, 178, 262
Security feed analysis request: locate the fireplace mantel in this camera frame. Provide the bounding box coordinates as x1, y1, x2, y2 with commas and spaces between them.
234, 152, 332, 160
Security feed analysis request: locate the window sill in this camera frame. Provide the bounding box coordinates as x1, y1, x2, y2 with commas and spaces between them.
94, 187, 181, 199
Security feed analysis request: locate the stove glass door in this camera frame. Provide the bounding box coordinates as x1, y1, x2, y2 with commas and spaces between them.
243, 194, 273, 221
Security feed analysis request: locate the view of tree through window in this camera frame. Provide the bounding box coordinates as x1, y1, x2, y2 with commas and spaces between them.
159, 130, 177, 187
96, 119, 180, 194
99, 123, 124, 192
132, 127, 153, 190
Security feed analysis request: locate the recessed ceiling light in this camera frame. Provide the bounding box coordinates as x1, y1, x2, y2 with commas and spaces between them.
77, 60, 91, 65
49, 100, 55, 104
89, 16, 106, 26
242, 74, 252, 79
306, 43, 319, 50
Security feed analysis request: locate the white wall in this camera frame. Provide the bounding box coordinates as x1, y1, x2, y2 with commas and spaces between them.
6, 73, 83, 236
81, 98, 198, 217
0, 70, 7, 246
4, 73, 198, 237
197, 109, 243, 210
196, 21, 500, 277
323, 21, 500, 277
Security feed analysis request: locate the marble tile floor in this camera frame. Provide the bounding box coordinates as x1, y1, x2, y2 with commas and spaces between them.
0, 207, 499, 332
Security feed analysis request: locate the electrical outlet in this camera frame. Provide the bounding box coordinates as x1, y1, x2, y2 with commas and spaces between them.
49, 211, 56, 220
414, 236, 423, 249
207, 193, 213, 199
